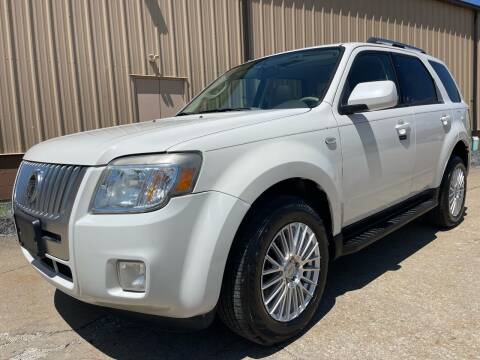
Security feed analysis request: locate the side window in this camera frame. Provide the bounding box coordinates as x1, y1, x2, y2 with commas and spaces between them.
341, 52, 396, 105
428, 60, 461, 103
392, 54, 439, 106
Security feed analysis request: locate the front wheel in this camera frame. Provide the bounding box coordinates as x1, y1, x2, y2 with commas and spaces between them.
218, 196, 329, 345
430, 156, 467, 228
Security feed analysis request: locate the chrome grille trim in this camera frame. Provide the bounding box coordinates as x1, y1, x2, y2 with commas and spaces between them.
14, 161, 86, 220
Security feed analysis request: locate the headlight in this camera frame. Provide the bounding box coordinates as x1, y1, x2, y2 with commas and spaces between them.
90, 153, 202, 214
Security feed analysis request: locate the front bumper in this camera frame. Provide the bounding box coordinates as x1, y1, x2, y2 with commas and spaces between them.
19, 167, 250, 318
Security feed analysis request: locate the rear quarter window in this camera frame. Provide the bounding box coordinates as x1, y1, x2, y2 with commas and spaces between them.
428, 61, 461, 103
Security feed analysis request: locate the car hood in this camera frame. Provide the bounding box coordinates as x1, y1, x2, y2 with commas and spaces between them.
24, 108, 309, 166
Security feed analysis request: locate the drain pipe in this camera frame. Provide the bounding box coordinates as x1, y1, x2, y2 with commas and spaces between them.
473, 10, 478, 136
242, 0, 252, 61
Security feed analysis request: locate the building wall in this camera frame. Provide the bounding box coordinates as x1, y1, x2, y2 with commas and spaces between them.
0, 0, 477, 157
250, 0, 475, 124
0, 0, 244, 154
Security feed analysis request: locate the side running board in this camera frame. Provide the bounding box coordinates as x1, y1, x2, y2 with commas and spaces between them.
338, 190, 438, 257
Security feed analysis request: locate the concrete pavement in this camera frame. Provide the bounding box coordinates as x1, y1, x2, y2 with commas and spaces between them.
1, 169, 479, 359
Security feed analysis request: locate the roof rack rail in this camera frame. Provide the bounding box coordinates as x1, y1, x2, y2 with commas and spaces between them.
367, 37, 426, 54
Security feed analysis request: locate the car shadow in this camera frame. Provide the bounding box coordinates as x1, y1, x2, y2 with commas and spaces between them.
54, 215, 454, 359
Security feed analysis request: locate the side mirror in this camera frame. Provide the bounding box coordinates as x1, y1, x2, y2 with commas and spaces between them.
340, 80, 398, 115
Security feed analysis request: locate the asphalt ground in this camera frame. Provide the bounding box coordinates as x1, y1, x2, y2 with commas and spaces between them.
0, 168, 479, 359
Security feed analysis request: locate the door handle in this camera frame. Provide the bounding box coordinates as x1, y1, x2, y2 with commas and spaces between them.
440, 114, 451, 127
395, 122, 410, 140
325, 137, 336, 145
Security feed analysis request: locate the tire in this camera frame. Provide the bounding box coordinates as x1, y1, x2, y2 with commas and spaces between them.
430, 156, 467, 228
218, 196, 329, 345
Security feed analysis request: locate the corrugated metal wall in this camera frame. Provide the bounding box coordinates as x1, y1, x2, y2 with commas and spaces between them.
0, 0, 477, 155
250, 0, 475, 124
0, 0, 244, 154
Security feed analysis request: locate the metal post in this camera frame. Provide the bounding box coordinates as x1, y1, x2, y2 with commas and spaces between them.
473, 10, 478, 136
242, 0, 252, 62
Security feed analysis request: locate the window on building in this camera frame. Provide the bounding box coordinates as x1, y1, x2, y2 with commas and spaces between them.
428, 60, 461, 103
392, 54, 439, 106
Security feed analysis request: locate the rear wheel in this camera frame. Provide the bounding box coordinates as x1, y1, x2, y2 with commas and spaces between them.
430, 156, 467, 228
218, 196, 329, 345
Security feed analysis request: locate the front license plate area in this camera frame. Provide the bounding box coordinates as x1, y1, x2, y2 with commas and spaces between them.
14, 213, 45, 258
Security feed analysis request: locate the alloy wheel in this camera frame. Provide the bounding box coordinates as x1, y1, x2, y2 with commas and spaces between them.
261, 222, 321, 322
448, 167, 466, 217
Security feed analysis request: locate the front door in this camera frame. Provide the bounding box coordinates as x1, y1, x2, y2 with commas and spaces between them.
333, 49, 416, 226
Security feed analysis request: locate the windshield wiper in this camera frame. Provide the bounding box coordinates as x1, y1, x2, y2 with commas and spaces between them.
177, 107, 255, 116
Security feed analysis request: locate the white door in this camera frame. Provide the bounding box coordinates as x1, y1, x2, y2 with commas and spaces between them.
333, 49, 416, 226
390, 54, 453, 193
410, 58, 469, 193
410, 104, 451, 192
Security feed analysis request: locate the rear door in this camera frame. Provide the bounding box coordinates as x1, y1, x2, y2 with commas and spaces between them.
428, 59, 470, 134
391, 54, 453, 193
333, 48, 416, 226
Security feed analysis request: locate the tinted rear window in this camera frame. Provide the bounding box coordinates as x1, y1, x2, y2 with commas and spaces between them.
428, 60, 461, 103
392, 54, 439, 106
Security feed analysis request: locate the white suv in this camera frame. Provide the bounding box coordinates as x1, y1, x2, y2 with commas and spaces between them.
13, 38, 470, 344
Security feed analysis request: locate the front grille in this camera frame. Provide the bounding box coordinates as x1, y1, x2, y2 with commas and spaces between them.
14, 161, 86, 220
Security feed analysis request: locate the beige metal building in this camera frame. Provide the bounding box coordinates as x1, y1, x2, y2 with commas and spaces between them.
1, 0, 480, 199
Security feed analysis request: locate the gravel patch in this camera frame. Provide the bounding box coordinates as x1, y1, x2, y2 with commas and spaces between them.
0, 202, 12, 217
472, 148, 480, 167
0, 219, 15, 236
0, 202, 14, 235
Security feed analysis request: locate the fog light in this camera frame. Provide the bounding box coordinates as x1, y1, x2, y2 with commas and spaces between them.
117, 261, 146, 292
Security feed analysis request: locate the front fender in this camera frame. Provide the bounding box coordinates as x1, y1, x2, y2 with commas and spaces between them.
196, 130, 343, 235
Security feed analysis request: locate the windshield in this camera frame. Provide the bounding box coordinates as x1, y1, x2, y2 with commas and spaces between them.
179, 47, 343, 115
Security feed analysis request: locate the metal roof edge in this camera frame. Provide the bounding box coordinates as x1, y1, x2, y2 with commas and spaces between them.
446, 0, 480, 10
